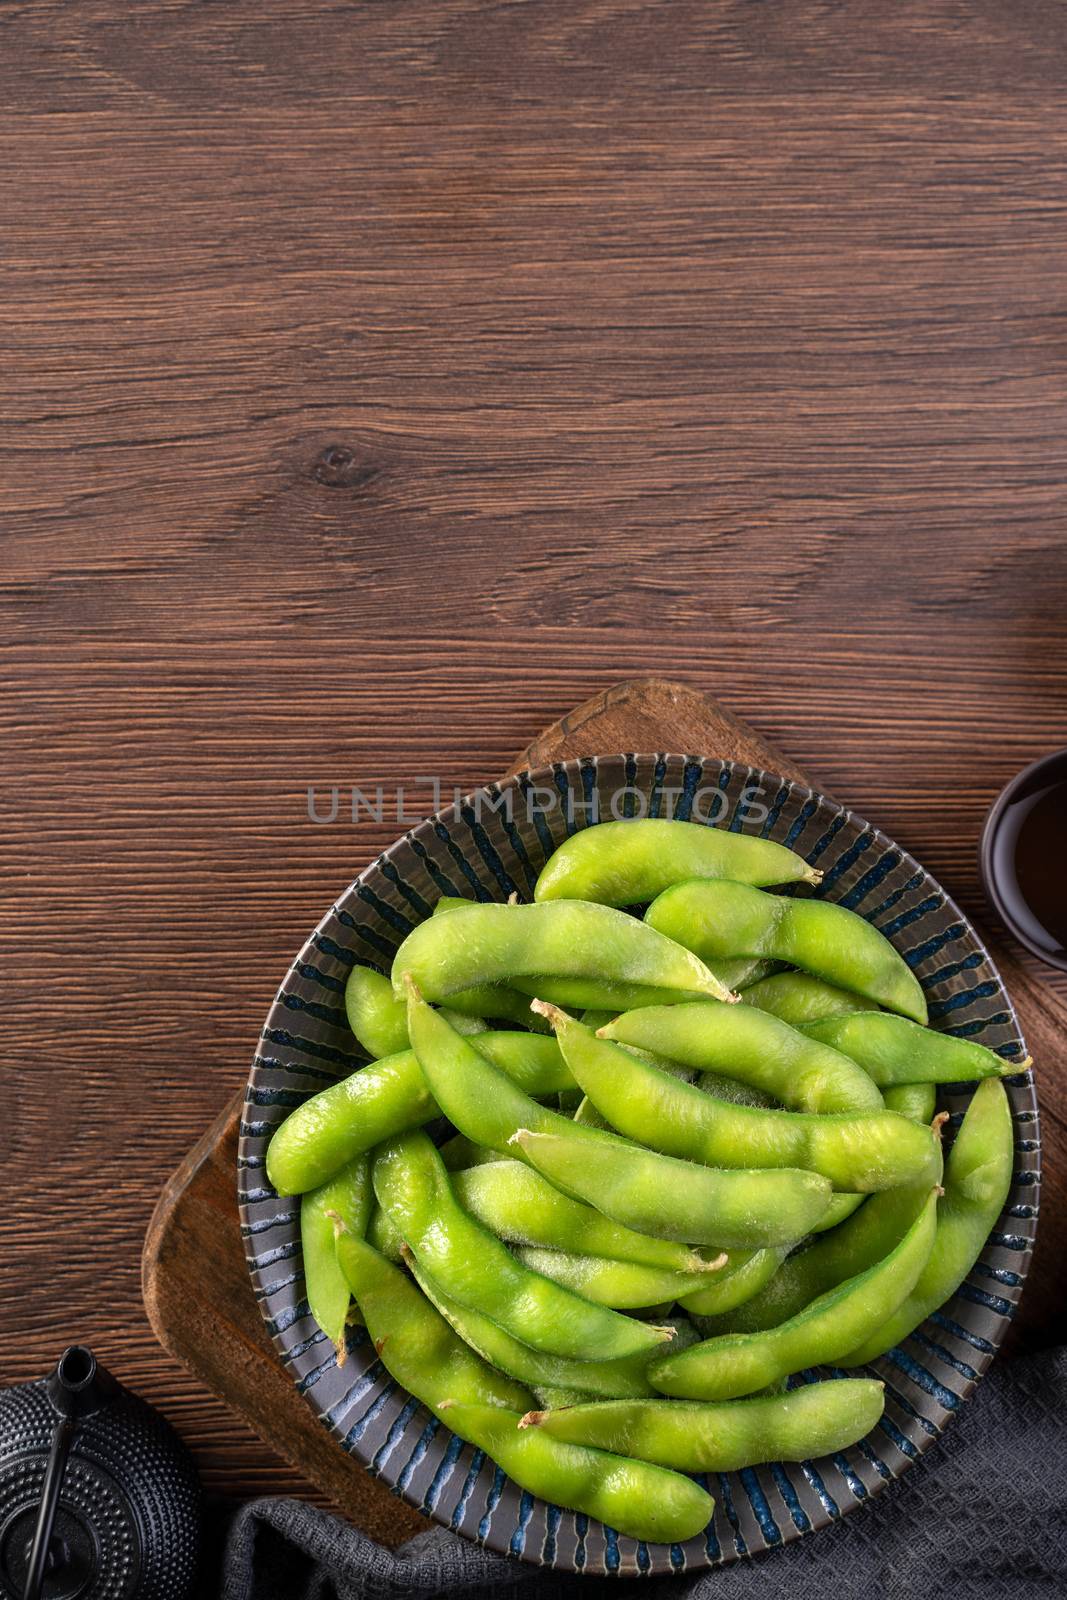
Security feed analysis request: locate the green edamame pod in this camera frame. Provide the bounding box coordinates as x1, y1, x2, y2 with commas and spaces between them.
345, 961, 536, 1051
373, 1130, 671, 1360
578, 1008, 615, 1030
344, 967, 411, 1058
444, 989, 553, 1028
567, 1009, 624, 1116
606, 1030, 861, 1230
799, 1011, 1023, 1087
541, 1007, 937, 1193
601, 1001, 884, 1114
266, 1030, 572, 1196
696, 1164, 942, 1337
391, 900, 735, 1010
450, 1160, 717, 1275
300, 1156, 372, 1353
533, 1386, 593, 1410
534, 818, 820, 905
511, 1331, 703, 1408
430, 895, 554, 1029
520, 1379, 886, 1471
515, 1246, 721, 1310
438, 1133, 502, 1172
408, 1254, 660, 1400
706, 958, 780, 993
884, 1082, 938, 1122
740, 972, 873, 1025
610, 1043, 761, 1115
572, 1095, 610, 1128
334, 1230, 531, 1412
403, 979, 832, 1247
367, 1202, 404, 1260
841, 1078, 1014, 1364
808, 1194, 866, 1234
646, 880, 927, 1024
697, 1072, 776, 1110
400, 984, 600, 1162
649, 1190, 939, 1400
438, 1401, 714, 1544
680, 1247, 790, 1318
512, 1126, 831, 1250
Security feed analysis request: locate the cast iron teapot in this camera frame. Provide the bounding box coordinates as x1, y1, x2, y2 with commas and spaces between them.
0, 1347, 200, 1600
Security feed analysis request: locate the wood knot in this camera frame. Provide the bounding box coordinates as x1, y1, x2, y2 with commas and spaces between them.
313, 444, 378, 491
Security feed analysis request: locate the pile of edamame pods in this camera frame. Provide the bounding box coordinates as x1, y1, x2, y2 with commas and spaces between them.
268, 818, 1023, 1547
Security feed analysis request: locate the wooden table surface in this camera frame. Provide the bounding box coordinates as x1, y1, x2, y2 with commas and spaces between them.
3, 0, 1065, 1509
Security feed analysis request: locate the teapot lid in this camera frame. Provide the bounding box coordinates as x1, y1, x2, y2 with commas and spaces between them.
0, 1349, 199, 1600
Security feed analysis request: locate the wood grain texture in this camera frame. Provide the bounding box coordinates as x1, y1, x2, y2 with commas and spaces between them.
2, 0, 1066, 1519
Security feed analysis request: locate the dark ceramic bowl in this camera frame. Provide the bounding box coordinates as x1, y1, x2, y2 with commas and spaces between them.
980, 746, 1067, 973
238, 756, 1038, 1577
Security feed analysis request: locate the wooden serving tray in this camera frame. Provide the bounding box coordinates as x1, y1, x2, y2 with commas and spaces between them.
142, 679, 1063, 1548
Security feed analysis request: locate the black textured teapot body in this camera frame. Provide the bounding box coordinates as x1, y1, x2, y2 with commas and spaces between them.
0, 1349, 199, 1600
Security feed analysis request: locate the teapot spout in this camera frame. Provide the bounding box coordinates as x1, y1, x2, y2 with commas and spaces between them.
45, 1345, 115, 1422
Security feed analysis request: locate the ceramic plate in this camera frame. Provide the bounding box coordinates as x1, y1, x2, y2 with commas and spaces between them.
238, 755, 1038, 1576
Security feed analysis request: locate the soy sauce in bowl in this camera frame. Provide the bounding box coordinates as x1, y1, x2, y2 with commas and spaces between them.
981, 748, 1067, 972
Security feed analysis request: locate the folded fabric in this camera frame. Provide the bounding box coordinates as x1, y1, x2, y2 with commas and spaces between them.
220, 1346, 1067, 1600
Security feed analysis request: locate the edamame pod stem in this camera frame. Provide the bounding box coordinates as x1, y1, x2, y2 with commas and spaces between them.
740, 972, 873, 1025
601, 1001, 884, 1114
516, 1246, 723, 1310
512, 1127, 831, 1250
841, 1078, 1015, 1365
540, 1006, 938, 1193
646, 880, 927, 1024
649, 1190, 939, 1400
883, 1082, 938, 1122
520, 1379, 886, 1472
451, 1159, 717, 1275
266, 1030, 572, 1196
403, 976, 832, 1246
534, 818, 820, 905
799, 1011, 1024, 1087
696, 1163, 942, 1337
372, 1130, 671, 1360
438, 1401, 714, 1545
300, 1156, 372, 1356
333, 1230, 531, 1413
407, 1253, 660, 1400
391, 900, 736, 1009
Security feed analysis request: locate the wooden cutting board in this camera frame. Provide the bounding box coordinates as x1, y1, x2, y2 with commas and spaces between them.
142, 678, 1063, 1548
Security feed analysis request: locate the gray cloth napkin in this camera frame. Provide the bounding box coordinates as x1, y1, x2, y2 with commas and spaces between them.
220, 1347, 1067, 1600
